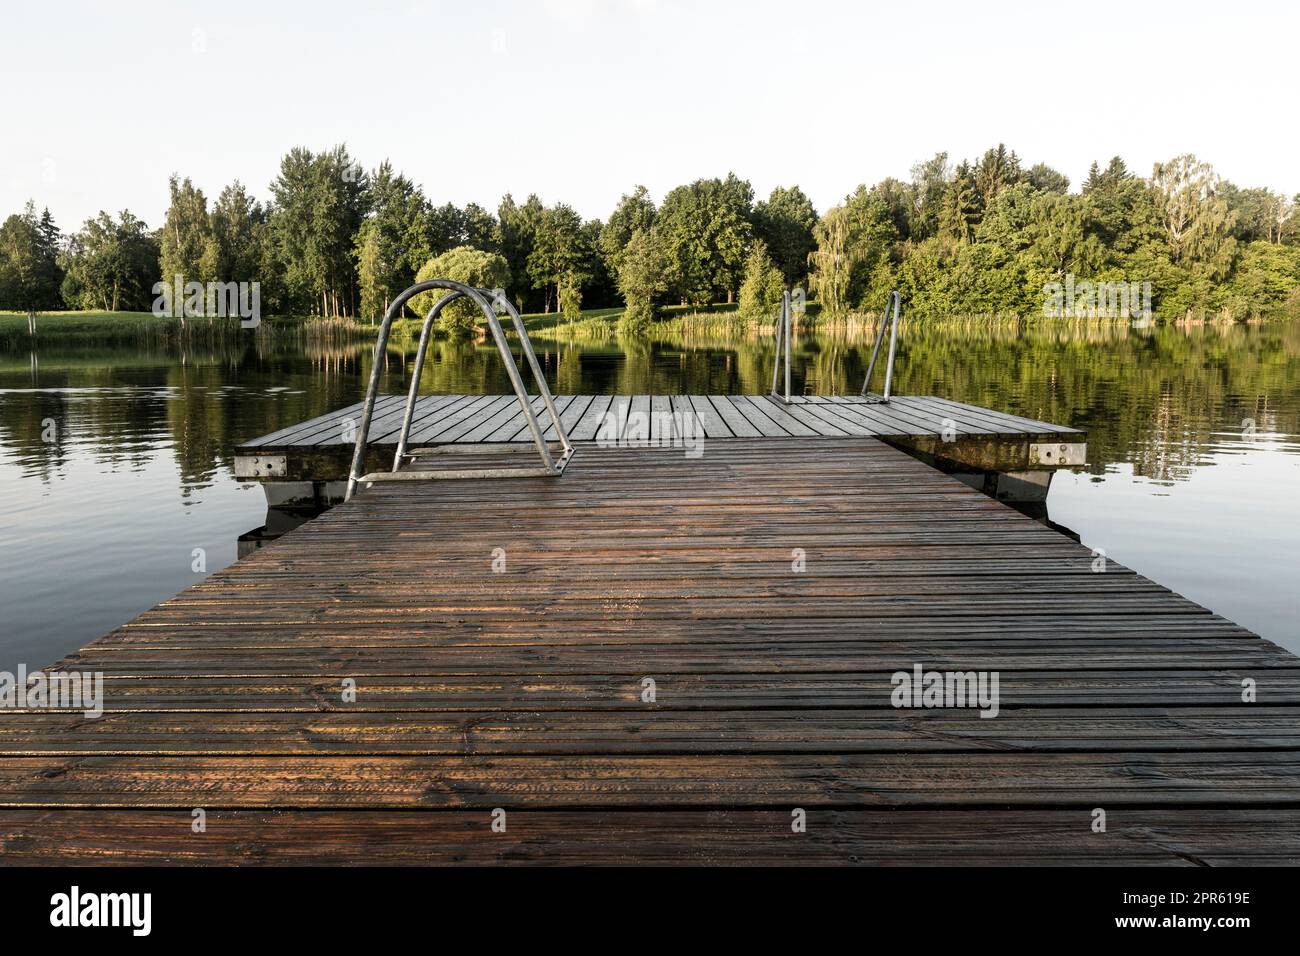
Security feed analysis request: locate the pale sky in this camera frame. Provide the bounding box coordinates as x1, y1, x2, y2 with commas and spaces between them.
3, 0, 1296, 232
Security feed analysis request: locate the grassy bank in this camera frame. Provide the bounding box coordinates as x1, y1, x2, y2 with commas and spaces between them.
0, 311, 371, 349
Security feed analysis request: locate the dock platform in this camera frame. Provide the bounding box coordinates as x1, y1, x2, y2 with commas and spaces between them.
2, 426, 1299, 865
234, 392, 1088, 506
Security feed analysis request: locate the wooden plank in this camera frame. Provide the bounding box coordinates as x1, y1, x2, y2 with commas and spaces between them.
456, 395, 548, 443
885, 396, 1037, 437
721, 395, 789, 437
754, 397, 850, 436
3, 752, 1300, 808
624, 395, 651, 446
4, 809, 1297, 865
6, 707, 1300, 755
650, 395, 672, 444
489, 395, 576, 444
547, 394, 593, 441
677, 394, 728, 438
569, 394, 613, 441
786, 400, 880, 435
238, 399, 369, 448
404, 394, 503, 444
910, 396, 1083, 434
737, 395, 819, 437
15, 670, 1298, 712
705, 395, 761, 437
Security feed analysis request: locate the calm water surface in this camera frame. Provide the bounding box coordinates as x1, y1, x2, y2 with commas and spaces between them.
1, 318, 1298, 669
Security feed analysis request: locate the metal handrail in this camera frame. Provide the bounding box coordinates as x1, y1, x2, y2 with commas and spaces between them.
344, 279, 573, 500
769, 289, 793, 404
860, 290, 901, 402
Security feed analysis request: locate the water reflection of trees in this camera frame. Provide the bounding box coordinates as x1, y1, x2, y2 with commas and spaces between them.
2, 319, 1298, 488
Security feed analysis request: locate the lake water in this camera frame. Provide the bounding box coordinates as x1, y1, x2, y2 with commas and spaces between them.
1, 317, 1298, 669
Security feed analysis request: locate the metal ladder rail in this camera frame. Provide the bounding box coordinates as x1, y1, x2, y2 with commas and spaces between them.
344, 279, 572, 500
398, 288, 574, 467
769, 289, 793, 403
860, 290, 901, 403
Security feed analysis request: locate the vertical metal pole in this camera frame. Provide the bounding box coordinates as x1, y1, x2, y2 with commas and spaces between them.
770, 295, 783, 397
861, 303, 890, 396
881, 291, 901, 401
394, 294, 457, 469
769, 306, 780, 395
346, 305, 401, 500
782, 290, 792, 402
498, 293, 572, 458
481, 305, 555, 472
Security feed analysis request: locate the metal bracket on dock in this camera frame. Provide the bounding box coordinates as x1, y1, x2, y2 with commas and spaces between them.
234, 454, 287, 478
345, 279, 573, 500
1029, 442, 1087, 467
860, 291, 901, 403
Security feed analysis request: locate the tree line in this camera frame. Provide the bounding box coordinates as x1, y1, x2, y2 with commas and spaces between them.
2, 143, 1298, 331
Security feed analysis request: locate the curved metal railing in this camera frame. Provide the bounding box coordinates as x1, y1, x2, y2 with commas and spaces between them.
344, 279, 573, 500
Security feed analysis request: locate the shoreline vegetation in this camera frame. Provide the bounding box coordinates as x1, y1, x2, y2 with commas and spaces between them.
5, 300, 1295, 354
2, 145, 1298, 342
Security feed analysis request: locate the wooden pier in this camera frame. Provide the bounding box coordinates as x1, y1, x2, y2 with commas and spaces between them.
2, 398, 1299, 865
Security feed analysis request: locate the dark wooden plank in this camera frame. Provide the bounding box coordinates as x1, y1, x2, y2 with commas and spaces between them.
5, 707, 1300, 755
15, 670, 1297, 712
4, 808, 1296, 865
3, 752, 1300, 807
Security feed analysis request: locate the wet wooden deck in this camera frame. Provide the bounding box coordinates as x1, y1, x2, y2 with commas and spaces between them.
2, 438, 1298, 865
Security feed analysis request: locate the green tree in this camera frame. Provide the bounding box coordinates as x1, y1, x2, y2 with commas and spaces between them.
207, 182, 268, 282
159, 175, 213, 287
939, 162, 979, 244
269, 145, 368, 317
497, 193, 544, 310
656, 174, 753, 305
737, 240, 785, 318
410, 245, 511, 335
354, 161, 432, 319
527, 203, 592, 313
808, 205, 854, 316
753, 185, 817, 286
1151, 154, 1237, 275
1026, 163, 1070, 194
0, 202, 63, 315
973, 144, 1023, 212
908, 152, 951, 242
600, 185, 656, 276
616, 226, 668, 330
60, 211, 158, 311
